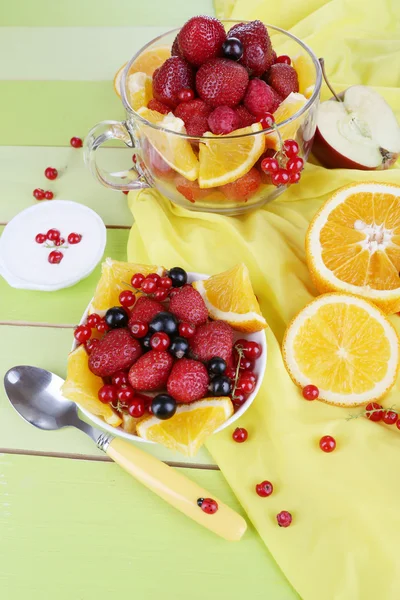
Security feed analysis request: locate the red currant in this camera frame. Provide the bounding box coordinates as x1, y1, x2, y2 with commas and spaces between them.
276, 511, 292, 527
44, 190, 54, 200
236, 340, 262, 360
87, 313, 102, 328
283, 139, 299, 157
117, 385, 135, 403
237, 372, 256, 394
119, 290, 136, 308
289, 172, 301, 184
112, 371, 129, 387
259, 113, 275, 129
383, 410, 398, 425
366, 402, 383, 422
74, 324, 92, 344
68, 232, 82, 244
54, 237, 65, 247
396, 419, 400, 431
178, 88, 195, 103
235, 353, 254, 371
319, 435, 336, 453
96, 319, 110, 334
45, 167, 58, 180
197, 497, 218, 514
35, 233, 47, 244
48, 250, 63, 264
232, 391, 248, 407
154, 288, 169, 301
128, 398, 145, 418
287, 157, 304, 173
141, 278, 157, 294
131, 273, 145, 288
150, 332, 170, 351
261, 157, 279, 173
122, 190, 129, 195
85, 338, 99, 354
159, 276, 173, 289
232, 427, 248, 443
46, 228, 60, 242
225, 366, 237, 380
129, 321, 149, 338
272, 170, 290, 186
132, 154, 137, 163
33, 188, 45, 200
255, 481, 273, 497
147, 273, 160, 284
276, 55, 291, 65
70, 136, 83, 148
179, 322, 196, 338
98, 384, 118, 404
302, 384, 319, 401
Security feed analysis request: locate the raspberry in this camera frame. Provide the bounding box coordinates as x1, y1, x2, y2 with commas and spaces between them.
220, 167, 261, 201
147, 98, 170, 115
153, 56, 194, 108
227, 20, 274, 77
269, 87, 283, 112
175, 176, 209, 203
186, 116, 210, 137
178, 16, 226, 67
88, 329, 142, 377
128, 350, 173, 391
190, 320, 234, 363
243, 79, 276, 116
208, 106, 240, 134
234, 105, 257, 128
169, 285, 208, 326
167, 359, 209, 403
171, 34, 183, 57
196, 58, 249, 108
129, 297, 165, 324
267, 63, 299, 99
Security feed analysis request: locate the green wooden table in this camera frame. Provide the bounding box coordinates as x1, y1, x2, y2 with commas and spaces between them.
0, 2, 298, 597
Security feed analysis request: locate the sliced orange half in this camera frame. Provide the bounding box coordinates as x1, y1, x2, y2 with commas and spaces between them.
113, 45, 170, 97
306, 182, 400, 314
265, 92, 308, 150
282, 293, 400, 406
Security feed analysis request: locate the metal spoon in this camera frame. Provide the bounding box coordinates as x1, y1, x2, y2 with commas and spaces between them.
4, 365, 246, 541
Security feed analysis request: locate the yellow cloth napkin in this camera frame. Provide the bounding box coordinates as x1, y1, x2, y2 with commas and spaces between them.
126, 2, 400, 598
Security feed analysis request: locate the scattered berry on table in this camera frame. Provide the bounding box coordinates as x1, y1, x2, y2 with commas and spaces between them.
302, 384, 319, 401
152, 56, 194, 108
267, 63, 299, 99
150, 331, 171, 351
44, 191, 54, 200
33, 188, 45, 200
44, 167, 58, 180
169, 285, 208, 326
167, 358, 209, 403
383, 410, 398, 425
48, 250, 63, 264
105, 306, 129, 329
74, 324, 92, 344
89, 329, 142, 377
179, 322, 196, 338
232, 427, 248, 443
169, 336, 189, 359
276, 55, 291, 65
222, 37, 243, 61
35, 233, 47, 244
276, 511, 292, 527
208, 357, 227, 376
208, 106, 240, 135
111, 370, 129, 387
128, 397, 145, 418
177, 88, 195, 103
178, 15, 226, 66
46, 228, 60, 242
129, 296, 164, 325
255, 481, 273, 497
197, 497, 218, 514
131, 273, 145, 288
117, 385, 135, 403
319, 435, 336, 453
149, 311, 179, 336
128, 350, 174, 391
119, 290, 136, 308
227, 20, 274, 76
85, 338, 99, 354
68, 232, 82, 245
70, 136, 83, 148
366, 402, 384, 422
196, 58, 249, 107
129, 321, 149, 338
191, 320, 234, 363
98, 384, 118, 404
210, 375, 232, 396
151, 394, 177, 420
167, 266, 188, 288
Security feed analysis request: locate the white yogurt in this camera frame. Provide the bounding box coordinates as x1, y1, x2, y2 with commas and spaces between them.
0, 201, 107, 291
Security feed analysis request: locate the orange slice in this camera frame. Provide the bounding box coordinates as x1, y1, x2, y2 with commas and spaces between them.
113, 46, 170, 97
126, 72, 153, 111
192, 263, 267, 332
61, 346, 122, 427
282, 293, 400, 406
306, 182, 400, 313
136, 397, 234, 456
266, 92, 307, 150
292, 54, 316, 99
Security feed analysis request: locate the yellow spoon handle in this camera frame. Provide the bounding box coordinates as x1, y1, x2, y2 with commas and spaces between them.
106, 437, 247, 542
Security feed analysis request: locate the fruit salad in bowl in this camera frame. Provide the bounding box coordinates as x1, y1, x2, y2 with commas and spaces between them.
84, 16, 322, 215
62, 261, 267, 456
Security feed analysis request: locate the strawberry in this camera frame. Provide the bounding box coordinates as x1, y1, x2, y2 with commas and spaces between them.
178, 16, 226, 67
147, 98, 170, 115
129, 296, 164, 325
89, 329, 142, 377
128, 350, 173, 391
267, 63, 299, 99
153, 56, 195, 108
174, 99, 212, 137
208, 106, 240, 134
220, 167, 261, 201
190, 320, 234, 363
171, 34, 183, 57
169, 285, 208, 326
186, 116, 209, 137
196, 58, 249, 108
167, 359, 209, 403
234, 105, 257, 128
227, 21, 274, 77
243, 79, 276, 116
175, 176, 209, 203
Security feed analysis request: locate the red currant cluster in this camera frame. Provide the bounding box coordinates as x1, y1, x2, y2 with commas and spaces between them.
98, 376, 152, 418
74, 313, 110, 350
131, 271, 174, 302
228, 339, 261, 407
35, 228, 82, 264
363, 402, 399, 427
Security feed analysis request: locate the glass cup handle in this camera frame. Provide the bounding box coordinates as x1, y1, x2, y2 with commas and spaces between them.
83, 120, 150, 192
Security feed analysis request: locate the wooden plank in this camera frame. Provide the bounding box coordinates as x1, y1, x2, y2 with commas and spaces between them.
0, 324, 216, 465
0, 453, 297, 600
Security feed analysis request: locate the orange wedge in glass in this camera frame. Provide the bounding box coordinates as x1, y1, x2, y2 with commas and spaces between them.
113, 45, 170, 97
265, 92, 307, 150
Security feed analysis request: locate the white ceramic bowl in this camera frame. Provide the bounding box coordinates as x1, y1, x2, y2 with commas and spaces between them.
72, 272, 267, 444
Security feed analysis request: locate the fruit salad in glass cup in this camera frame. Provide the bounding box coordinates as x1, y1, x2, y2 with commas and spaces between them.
62, 261, 267, 456
84, 17, 322, 215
